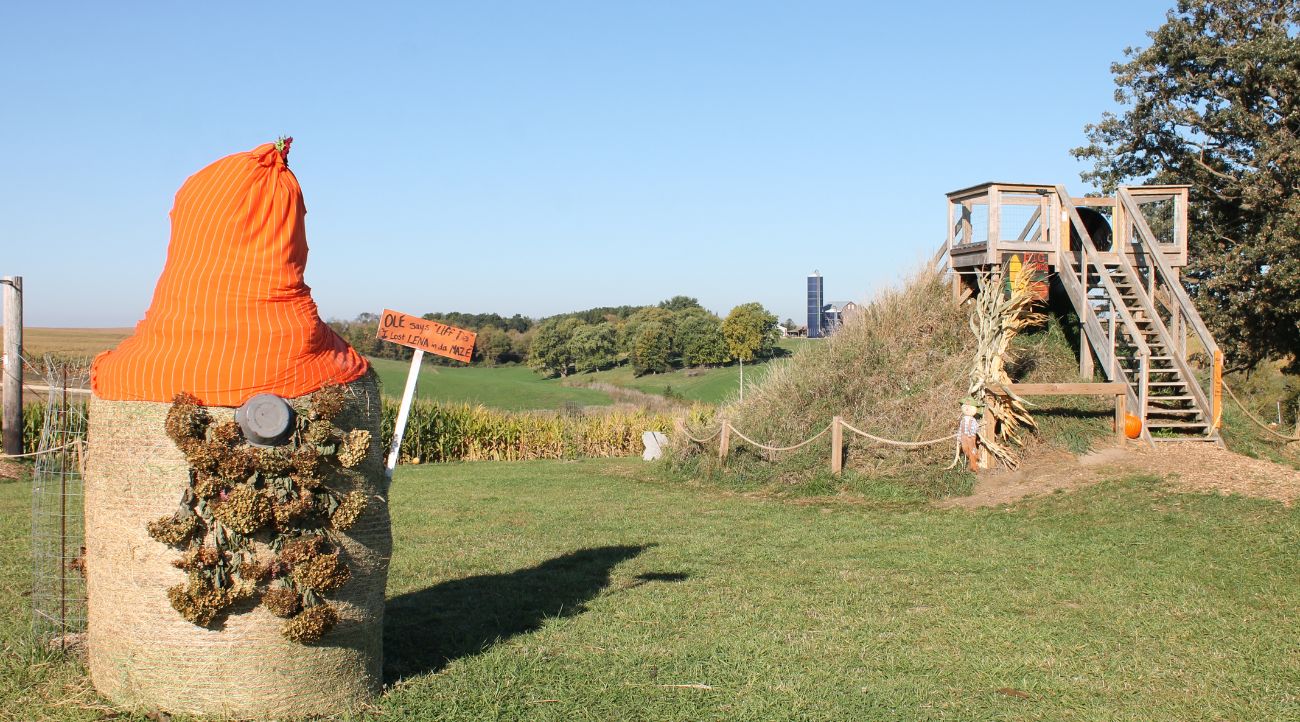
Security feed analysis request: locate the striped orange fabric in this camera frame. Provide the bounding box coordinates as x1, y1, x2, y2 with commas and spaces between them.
91, 142, 368, 406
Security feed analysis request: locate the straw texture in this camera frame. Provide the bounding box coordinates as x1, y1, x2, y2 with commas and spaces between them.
84, 372, 390, 718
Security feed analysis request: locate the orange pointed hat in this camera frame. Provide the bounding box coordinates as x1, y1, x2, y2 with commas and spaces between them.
91, 140, 368, 406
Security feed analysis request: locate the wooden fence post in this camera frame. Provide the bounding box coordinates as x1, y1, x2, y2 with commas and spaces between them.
718, 422, 730, 461
2, 276, 21, 456
831, 415, 843, 475
1114, 393, 1126, 444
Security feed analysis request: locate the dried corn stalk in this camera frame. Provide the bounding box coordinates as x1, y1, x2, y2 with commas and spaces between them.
967, 265, 1046, 468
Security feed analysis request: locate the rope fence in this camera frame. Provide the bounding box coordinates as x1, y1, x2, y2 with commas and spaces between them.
839, 420, 956, 448
1221, 378, 1300, 443
678, 424, 724, 445
677, 416, 958, 476
727, 422, 833, 453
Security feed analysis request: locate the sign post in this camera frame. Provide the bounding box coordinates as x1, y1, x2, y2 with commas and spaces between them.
376, 309, 476, 479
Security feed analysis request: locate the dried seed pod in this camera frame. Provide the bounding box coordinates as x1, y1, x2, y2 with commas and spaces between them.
272, 496, 314, 532
279, 535, 328, 566
211, 484, 273, 535
291, 444, 322, 476
281, 603, 339, 643
216, 445, 258, 482
305, 419, 336, 446
146, 513, 198, 546
308, 383, 346, 422
210, 421, 245, 448
291, 552, 351, 593
291, 470, 323, 491
261, 587, 303, 618
257, 448, 293, 476
330, 490, 368, 531
337, 429, 371, 468
185, 440, 225, 475
238, 559, 271, 583
191, 472, 227, 500
165, 392, 209, 444
167, 575, 233, 627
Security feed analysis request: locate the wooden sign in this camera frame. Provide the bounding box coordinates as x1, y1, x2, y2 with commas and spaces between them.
376, 308, 477, 479
1002, 252, 1049, 301
377, 309, 477, 363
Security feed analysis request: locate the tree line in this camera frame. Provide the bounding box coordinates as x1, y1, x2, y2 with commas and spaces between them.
328, 296, 781, 377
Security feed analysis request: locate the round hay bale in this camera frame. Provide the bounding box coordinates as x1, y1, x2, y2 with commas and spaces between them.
84, 372, 391, 718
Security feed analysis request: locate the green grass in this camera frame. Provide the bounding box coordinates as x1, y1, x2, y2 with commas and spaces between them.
570, 363, 755, 404
369, 340, 808, 409
4, 459, 1299, 720
367, 357, 614, 410
570, 339, 810, 405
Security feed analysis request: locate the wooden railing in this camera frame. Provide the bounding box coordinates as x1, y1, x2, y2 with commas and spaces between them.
1116, 188, 1222, 430
1052, 185, 1152, 443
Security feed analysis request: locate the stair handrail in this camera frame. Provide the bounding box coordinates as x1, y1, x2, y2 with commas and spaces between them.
1116, 188, 1222, 431
1116, 188, 1221, 361
1103, 205, 1213, 436
1053, 185, 1152, 432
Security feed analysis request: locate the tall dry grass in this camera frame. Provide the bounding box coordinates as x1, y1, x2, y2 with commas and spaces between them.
679, 269, 972, 485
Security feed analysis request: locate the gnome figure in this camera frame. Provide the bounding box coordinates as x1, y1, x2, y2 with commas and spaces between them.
958, 399, 982, 472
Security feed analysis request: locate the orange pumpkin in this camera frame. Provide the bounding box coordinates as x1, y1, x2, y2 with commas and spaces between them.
1124, 413, 1143, 439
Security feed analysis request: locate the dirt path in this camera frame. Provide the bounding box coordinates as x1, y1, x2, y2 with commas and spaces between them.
938, 442, 1300, 509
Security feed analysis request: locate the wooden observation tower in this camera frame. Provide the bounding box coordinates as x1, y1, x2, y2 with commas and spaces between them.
938, 182, 1224, 446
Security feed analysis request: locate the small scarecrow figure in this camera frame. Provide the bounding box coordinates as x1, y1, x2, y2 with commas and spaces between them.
958, 398, 982, 472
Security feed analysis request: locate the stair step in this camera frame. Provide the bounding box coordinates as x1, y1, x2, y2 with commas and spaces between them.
1146, 408, 1203, 416
1146, 421, 1210, 428
1149, 436, 1219, 443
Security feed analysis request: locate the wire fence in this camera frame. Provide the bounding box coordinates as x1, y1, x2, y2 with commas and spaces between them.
28, 359, 90, 651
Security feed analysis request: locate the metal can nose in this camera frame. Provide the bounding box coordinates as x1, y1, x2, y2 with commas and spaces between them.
235, 393, 296, 446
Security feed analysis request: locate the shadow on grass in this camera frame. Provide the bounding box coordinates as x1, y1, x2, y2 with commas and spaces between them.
384, 544, 683, 681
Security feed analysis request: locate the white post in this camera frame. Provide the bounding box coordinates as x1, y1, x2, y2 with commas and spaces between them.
738, 358, 744, 402
2, 277, 21, 456
385, 349, 424, 480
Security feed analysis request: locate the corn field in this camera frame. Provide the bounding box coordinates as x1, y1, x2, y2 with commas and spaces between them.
3, 402, 62, 454
8, 399, 670, 463
381, 400, 673, 462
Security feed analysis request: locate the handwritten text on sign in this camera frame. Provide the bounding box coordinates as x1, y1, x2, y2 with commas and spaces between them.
376, 309, 477, 363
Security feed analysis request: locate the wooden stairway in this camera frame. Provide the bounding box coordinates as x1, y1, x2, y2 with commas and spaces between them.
1094, 262, 1218, 442
1053, 186, 1223, 446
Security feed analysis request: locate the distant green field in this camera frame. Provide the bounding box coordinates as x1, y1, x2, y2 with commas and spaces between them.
573, 338, 809, 405
369, 340, 811, 409
367, 357, 614, 410
573, 362, 761, 404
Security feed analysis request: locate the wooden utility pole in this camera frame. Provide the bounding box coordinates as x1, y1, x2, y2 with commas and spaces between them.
2, 276, 22, 456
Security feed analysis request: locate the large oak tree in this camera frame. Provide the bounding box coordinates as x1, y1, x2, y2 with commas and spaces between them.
1073, 1, 1300, 370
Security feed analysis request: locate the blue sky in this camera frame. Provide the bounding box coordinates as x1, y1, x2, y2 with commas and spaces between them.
0, 1, 1171, 327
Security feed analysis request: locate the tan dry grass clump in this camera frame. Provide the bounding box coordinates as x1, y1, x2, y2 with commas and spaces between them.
717, 269, 973, 478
